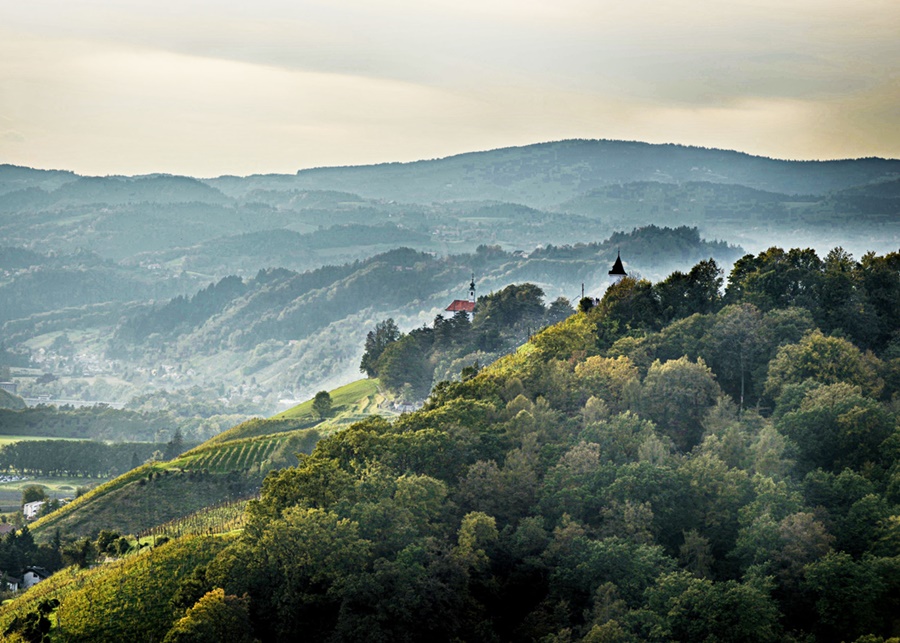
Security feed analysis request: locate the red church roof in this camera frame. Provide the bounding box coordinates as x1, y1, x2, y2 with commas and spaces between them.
446, 300, 475, 313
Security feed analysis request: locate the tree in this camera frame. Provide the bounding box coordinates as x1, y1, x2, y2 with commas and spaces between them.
376, 337, 433, 399
454, 511, 498, 572
360, 319, 401, 377
777, 383, 894, 472
646, 571, 781, 643
639, 357, 721, 451
597, 277, 661, 333
62, 538, 97, 568
765, 331, 883, 402
218, 507, 371, 640
545, 297, 575, 325
164, 428, 185, 460
800, 552, 887, 642
473, 283, 546, 331
725, 247, 823, 312
858, 251, 900, 351
312, 391, 333, 419
701, 304, 763, 410
95, 530, 121, 555
21, 485, 47, 506
3, 598, 59, 643
819, 248, 877, 349
655, 259, 723, 323
574, 356, 639, 413
163, 588, 256, 643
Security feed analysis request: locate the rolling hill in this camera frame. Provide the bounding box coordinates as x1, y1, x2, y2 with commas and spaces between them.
4, 245, 899, 642
27, 379, 389, 540
209, 139, 900, 205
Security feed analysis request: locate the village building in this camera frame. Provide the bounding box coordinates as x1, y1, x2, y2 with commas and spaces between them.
1, 574, 20, 593
23, 500, 45, 521
22, 566, 50, 589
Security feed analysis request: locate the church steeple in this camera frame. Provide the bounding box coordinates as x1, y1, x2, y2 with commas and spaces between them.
468, 273, 476, 303
608, 250, 627, 285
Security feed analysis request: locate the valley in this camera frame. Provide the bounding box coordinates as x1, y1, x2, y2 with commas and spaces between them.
0, 140, 898, 641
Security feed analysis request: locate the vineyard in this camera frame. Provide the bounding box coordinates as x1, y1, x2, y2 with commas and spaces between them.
30, 468, 256, 541
139, 497, 251, 540
201, 416, 315, 446
58, 536, 229, 641
175, 426, 320, 474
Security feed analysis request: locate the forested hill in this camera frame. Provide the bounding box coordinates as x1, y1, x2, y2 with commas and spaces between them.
7, 247, 899, 642
206, 140, 900, 205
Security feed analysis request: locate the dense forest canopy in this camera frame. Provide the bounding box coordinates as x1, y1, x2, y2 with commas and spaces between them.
10, 246, 898, 642
191, 247, 900, 642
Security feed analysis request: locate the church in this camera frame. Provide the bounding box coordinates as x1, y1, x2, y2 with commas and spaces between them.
445, 274, 476, 321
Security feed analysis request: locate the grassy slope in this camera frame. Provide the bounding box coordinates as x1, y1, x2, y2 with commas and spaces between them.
0, 535, 230, 642
28, 378, 389, 540
273, 377, 387, 425
207, 377, 387, 445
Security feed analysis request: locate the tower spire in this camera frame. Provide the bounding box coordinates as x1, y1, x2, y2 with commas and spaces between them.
469, 273, 476, 303
608, 250, 627, 285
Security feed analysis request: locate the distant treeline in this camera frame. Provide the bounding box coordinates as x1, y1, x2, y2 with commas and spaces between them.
0, 405, 178, 442
0, 439, 196, 478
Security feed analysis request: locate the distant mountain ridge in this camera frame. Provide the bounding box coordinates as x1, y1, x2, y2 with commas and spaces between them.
3, 139, 896, 267
279, 140, 900, 205
6, 139, 900, 208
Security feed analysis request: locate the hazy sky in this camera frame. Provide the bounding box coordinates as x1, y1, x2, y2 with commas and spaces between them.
1, 0, 898, 176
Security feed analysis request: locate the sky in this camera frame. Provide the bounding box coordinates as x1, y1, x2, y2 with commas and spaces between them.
1, 0, 898, 177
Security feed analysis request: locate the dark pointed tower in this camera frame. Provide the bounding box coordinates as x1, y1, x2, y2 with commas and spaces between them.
468, 273, 476, 303
608, 250, 627, 286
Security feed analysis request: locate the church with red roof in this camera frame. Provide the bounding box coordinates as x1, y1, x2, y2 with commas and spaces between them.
446, 275, 477, 319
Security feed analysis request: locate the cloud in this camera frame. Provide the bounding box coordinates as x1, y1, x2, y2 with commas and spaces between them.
0, 0, 897, 174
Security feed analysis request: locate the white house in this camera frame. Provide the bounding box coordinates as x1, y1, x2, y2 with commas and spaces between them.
22, 567, 50, 589
23, 501, 45, 521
